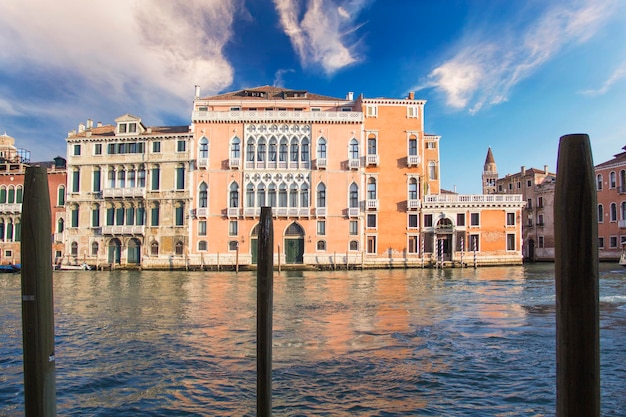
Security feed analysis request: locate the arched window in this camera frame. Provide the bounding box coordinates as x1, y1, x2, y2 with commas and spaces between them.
257, 138, 266, 161
91, 241, 99, 256
246, 139, 255, 162
611, 202, 617, 221
57, 185, 65, 206
199, 137, 209, 159
71, 241, 78, 257
231, 137, 240, 159
57, 218, 64, 233
8, 186, 15, 203
317, 138, 327, 159
151, 241, 159, 256
257, 183, 266, 207
408, 136, 417, 156
317, 240, 326, 251
138, 165, 146, 188
92, 204, 100, 227
289, 184, 298, 207
0, 186, 6, 203
16, 186, 23, 203
108, 169, 116, 188
349, 139, 359, 160
126, 205, 135, 225
268, 183, 277, 207
175, 241, 184, 255
71, 205, 79, 228
229, 182, 239, 208
367, 178, 377, 199
597, 174, 603, 190
301, 138, 309, 162
136, 203, 145, 226
349, 183, 359, 208
128, 169, 136, 188
408, 178, 418, 200
349, 240, 359, 251
622, 201, 626, 220
198, 240, 207, 251
279, 184, 288, 207
300, 183, 309, 207
317, 183, 326, 207
175, 201, 185, 226
610, 171, 616, 188
598, 204, 604, 222
367, 134, 376, 155
429, 161, 437, 180
0, 219, 4, 241
279, 138, 288, 162
198, 182, 208, 208
117, 169, 126, 188
246, 183, 255, 207
268, 137, 277, 162
290, 138, 299, 161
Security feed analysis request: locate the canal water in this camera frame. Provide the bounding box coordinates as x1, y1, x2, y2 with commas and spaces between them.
1, 264, 624, 416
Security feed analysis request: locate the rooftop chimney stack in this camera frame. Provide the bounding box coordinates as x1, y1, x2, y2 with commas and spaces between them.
194, 85, 201, 99
97, 121, 102, 127
544, 165, 548, 174
86, 119, 93, 129
346, 92, 354, 100
521, 166, 526, 175
78, 123, 85, 133
408, 92, 415, 100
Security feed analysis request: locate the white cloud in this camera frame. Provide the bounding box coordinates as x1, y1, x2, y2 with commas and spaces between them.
273, 0, 369, 75
413, 0, 616, 114
0, 0, 238, 117
581, 63, 626, 96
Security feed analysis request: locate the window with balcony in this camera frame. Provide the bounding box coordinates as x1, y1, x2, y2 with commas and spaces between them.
317, 138, 327, 159
367, 177, 377, 200
408, 178, 418, 204
367, 134, 377, 165
349, 183, 359, 209
198, 183, 208, 208
268, 138, 277, 163
268, 184, 277, 207
317, 183, 326, 207
229, 182, 239, 209
230, 137, 240, 159
198, 137, 209, 162
349, 138, 359, 167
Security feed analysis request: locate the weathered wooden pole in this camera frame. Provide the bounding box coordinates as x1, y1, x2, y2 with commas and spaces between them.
235, 243, 239, 273
554, 133, 600, 417
277, 244, 281, 274
21, 166, 56, 416
257, 207, 273, 417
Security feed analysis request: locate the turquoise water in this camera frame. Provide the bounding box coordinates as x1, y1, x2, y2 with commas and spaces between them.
1, 264, 625, 416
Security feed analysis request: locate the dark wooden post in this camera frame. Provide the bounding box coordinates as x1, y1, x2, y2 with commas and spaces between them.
21, 166, 56, 416
554, 134, 600, 417
257, 207, 273, 417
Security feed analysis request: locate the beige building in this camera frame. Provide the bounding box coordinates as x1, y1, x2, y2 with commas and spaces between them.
64, 115, 193, 268
487, 148, 556, 261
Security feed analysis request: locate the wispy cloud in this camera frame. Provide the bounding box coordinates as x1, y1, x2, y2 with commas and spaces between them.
0, 0, 238, 116
414, 0, 616, 114
581, 63, 626, 96
273, 0, 370, 75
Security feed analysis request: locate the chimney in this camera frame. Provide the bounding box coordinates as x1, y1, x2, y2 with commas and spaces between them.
86, 119, 93, 129
346, 92, 354, 100
194, 85, 201, 99
408, 92, 415, 100
521, 166, 526, 175
544, 165, 548, 174
97, 121, 103, 128
78, 123, 85, 133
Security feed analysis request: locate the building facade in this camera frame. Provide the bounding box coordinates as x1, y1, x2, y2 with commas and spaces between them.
0, 132, 66, 266
595, 146, 626, 260
490, 148, 556, 261
63, 86, 524, 269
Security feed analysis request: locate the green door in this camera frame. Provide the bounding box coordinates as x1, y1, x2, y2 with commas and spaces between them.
127, 239, 140, 264
108, 239, 121, 264
251, 238, 258, 264
285, 238, 304, 264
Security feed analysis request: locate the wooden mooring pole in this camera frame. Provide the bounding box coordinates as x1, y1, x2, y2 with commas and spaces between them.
21, 166, 56, 416
257, 207, 273, 417
554, 134, 600, 417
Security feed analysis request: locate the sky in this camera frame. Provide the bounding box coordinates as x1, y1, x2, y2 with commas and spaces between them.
1, 0, 625, 194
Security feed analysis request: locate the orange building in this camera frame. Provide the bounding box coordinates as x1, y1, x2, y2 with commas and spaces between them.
595, 145, 626, 260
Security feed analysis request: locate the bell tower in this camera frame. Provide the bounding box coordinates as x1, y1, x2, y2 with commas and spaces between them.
482, 147, 498, 194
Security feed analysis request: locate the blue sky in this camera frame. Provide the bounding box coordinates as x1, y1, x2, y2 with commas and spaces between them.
1, 0, 625, 193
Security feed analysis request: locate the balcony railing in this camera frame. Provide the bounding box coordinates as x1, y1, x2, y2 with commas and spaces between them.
102, 225, 145, 235
227, 207, 240, 218
349, 158, 360, 170
366, 155, 379, 166
408, 199, 420, 210
196, 158, 208, 169
316, 207, 327, 217
618, 220, 626, 228
423, 194, 524, 203
103, 187, 146, 198
316, 158, 327, 169
366, 199, 379, 210
0, 203, 21, 213
348, 207, 359, 218
229, 158, 240, 169
407, 155, 420, 167
192, 110, 363, 124
196, 207, 208, 218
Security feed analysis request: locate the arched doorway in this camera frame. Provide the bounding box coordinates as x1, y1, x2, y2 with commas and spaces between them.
284, 222, 304, 264
435, 217, 454, 261
108, 238, 121, 264
127, 238, 141, 264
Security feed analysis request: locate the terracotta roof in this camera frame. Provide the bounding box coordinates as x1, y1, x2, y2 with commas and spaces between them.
70, 125, 189, 138
595, 145, 626, 168
201, 85, 344, 101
